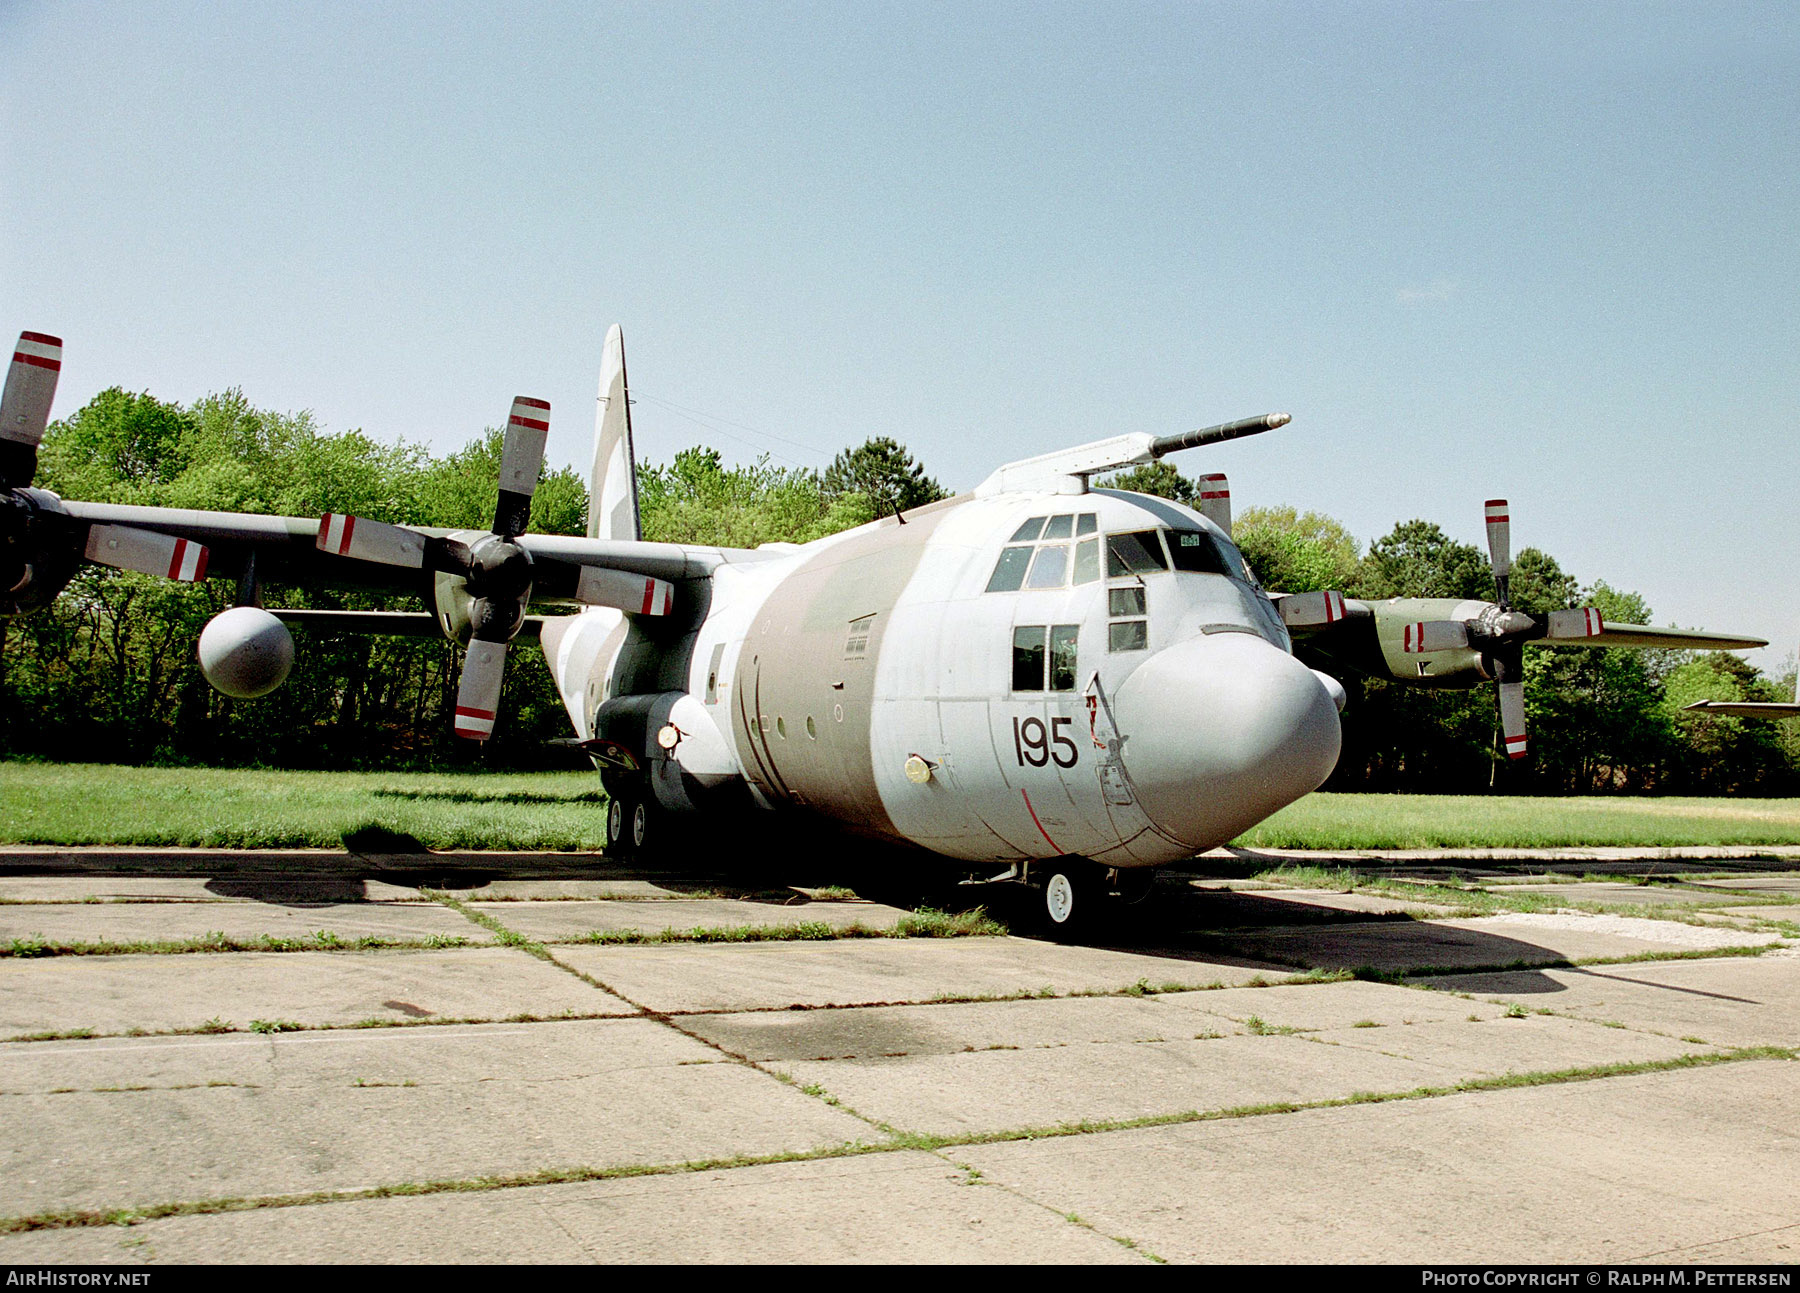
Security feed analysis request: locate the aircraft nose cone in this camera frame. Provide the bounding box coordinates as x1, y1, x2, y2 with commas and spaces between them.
1110, 631, 1341, 850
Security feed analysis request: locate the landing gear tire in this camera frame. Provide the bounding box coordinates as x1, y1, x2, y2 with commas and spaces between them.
1039, 862, 1103, 940
605, 793, 638, 858
629, 797, 654, 855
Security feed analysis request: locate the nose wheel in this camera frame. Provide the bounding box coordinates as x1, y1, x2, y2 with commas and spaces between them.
1037, 861, 1104, 939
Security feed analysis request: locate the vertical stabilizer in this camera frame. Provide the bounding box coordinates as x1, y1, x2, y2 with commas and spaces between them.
588, 324, 642, 540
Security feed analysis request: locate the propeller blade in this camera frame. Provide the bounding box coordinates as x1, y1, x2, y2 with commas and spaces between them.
1484, 498, 1511, 608
1, 332, 62, 488
493, 397, 550, 538
1403, 619, 1470, 653
574, 565, 676, 616
1194, 472, 1231, 536
1544, 607, 1604, 641
1497, 679, 1528, 760
1277, 589, 1347, 630
83, 524, 209, 582
453, 639, 508, 741
316, 514, 428, 568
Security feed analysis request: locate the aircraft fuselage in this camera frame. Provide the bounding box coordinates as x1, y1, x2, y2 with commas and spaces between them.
540, 487, 1343, 869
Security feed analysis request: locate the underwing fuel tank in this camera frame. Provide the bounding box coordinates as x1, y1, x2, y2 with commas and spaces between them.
1109, 630, 1341, 850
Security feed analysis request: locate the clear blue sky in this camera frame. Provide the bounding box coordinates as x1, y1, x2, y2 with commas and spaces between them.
4, 1, 1796, 668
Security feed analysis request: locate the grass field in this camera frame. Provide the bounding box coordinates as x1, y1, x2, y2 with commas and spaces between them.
0, 763, 609, 850
0, 762, 1796, 851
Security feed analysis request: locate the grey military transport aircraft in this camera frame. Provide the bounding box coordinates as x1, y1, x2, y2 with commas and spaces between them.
0, 328, 1768, 933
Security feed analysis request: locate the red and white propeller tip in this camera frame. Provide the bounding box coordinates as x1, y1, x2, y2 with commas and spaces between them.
454, 640, 507, 741
1483, 499, 1511, 580
316, 513, 427, 568
84, 525, 209, 582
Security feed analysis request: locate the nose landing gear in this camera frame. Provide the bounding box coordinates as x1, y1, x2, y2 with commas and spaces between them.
1032, 860, 1156, 939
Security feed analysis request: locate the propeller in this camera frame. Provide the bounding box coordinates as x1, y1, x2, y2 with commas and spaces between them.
315, 397, 678, 742
316, 397, 550, 741
3, 332, 211, 612
1401, 498, 1606, 762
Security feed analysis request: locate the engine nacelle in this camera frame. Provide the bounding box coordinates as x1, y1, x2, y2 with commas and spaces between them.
1368, 597, 1493, 687
198, 606, 295, 699
0, 488, 80, 617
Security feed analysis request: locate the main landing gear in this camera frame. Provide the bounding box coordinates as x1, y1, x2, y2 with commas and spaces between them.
603, 787, 658, 859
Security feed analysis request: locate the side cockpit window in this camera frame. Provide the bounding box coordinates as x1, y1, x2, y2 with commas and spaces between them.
988, 514, 1099, 592
1013, 624, 1080, 691
1167, 528, 1251, 582
1105, 530, 1168, 577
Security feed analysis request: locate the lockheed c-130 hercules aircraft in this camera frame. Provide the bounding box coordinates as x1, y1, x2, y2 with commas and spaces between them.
0, 327, 1769, 932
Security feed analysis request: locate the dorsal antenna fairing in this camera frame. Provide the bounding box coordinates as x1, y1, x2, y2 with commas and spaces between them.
974, 413, 1289, 497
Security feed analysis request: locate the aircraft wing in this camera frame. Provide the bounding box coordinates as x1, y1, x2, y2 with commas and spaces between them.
1569, 624, 1770, 652
1682, 700, 1800, 718
56, 500, 759, 601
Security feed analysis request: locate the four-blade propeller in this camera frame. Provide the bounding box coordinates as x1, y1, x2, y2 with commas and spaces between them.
317, 397, 552, 741
316, 398, 677, 742
1401, 498, 1605, 760
3, 333, 211, 609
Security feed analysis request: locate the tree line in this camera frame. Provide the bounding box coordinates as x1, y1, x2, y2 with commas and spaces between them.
1, 386, 1792, 794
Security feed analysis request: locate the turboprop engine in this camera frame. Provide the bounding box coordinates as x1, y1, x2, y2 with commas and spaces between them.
197, 606, 295, 699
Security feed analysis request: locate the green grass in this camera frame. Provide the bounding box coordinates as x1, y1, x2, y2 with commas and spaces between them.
1235, 792, 1800, 849
3, 763, 1797, 851
0, 763, 608, 850
562, 908, 1007, 945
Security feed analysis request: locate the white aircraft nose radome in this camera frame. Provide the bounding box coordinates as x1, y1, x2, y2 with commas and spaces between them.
1111, 631, 1342, 850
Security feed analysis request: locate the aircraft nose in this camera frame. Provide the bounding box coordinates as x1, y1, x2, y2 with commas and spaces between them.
1110, 631, 1342, 850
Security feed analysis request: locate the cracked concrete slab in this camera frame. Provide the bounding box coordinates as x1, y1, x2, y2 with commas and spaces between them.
0, 1150, 1146, 1265
1306, 1012, 1714, 1075
1154, 979, 1512, 1030
1421, 952, 1800, 1050
0, 1019, 873, 1217
0, 900, 488, 948
0, 877, 434, 904
0, 946, 635, 1039
952, 1060, 1800, 1264
550, 937, 1287, 1014
1204, 911, 1782, 974
686, 995, 1188, 1063
1497, 882, 1763, 908
781, 1031, 1447, 1138
469, 897, 908, 941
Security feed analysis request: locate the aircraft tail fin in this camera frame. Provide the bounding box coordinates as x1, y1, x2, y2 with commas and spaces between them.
587, 325, 642, 541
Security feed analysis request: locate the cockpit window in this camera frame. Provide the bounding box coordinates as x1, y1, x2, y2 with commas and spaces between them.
985, 546, 1033, 592
1072, 537, 1100, 585
1167, 529, 1251, 583
1025, 544, 1068, 589
988, 513, 1101, 593
1105, 530, 1168, 577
